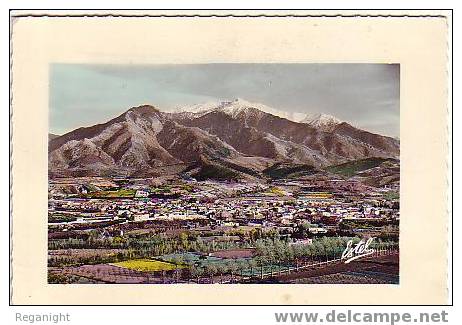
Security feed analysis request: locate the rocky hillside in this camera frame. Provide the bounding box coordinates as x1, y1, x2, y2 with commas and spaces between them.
49, 99, 399, 180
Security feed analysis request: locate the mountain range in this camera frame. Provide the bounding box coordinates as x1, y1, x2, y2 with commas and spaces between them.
49, 98, 399, 181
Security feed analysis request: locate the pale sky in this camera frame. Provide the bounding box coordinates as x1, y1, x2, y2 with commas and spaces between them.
50, 63, 399, 137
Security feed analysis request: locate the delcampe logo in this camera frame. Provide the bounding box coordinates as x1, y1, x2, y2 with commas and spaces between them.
341, 238, 375, 264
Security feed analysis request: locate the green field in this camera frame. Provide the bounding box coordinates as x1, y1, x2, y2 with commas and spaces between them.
112, 259, 182, 272
326, 157, 396, 177
48, 214, 77, 223
263, 163, 318, 179
85, 189, 136, 198
192, 163, 240, 181
383, 191, 399, 200
268, 187, 286, 196
159, 252, 226, 264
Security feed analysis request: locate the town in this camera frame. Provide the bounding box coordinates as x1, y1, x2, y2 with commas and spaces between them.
48, 175, 399, 284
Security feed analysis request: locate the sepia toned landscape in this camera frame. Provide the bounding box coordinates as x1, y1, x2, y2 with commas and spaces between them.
48, 65, 399, 284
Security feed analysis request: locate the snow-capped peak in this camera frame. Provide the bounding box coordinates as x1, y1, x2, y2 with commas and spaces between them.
167, 98, 342, 128
299, 113, 342, 129
170, 98, 278, 119
171, 101, 220, 114
215, 98, 312, 122
216, 98, 262, 118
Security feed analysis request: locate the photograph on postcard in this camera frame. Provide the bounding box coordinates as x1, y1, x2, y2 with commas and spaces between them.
47, 63, 400, 285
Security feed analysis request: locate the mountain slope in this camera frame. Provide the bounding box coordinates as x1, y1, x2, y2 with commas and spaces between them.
48, 133, 60, 141
325, 157, 398, 177
299, 113, 342, 131
49, 105, 178, 172
50, 105, 256, 177
49, 100, 399, 180
331, 122, 399, 155
177, 100, 399, 166
325, 157, 400, 188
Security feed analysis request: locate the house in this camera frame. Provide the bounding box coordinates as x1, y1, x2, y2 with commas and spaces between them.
133, 213, 150, 222
247, 219, 267, 227
135, 189, 150, 198
117, 209, 132, 218
308, 227, 328, 234
77, 185, 89, 194
290, 238, 313, 246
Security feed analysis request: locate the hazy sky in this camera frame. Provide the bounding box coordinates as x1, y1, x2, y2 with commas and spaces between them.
50, 64, 399, 137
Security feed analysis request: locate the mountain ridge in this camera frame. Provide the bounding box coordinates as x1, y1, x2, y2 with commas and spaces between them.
49, 100, 399, 180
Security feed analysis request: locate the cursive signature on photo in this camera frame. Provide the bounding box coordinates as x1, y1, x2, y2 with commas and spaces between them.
341, 238, 376, 264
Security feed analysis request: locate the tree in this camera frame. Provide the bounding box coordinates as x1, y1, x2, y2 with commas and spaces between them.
273, 244, 285, 275
267, 249, 276, 277
170, 255, 184, 283
190, 265, 203, 283
304, 244, 314, 265
312, 241, 324, 263
87, 229, 100, 246
248, 259, 257, 278
205, 264, 218, 284
292, 244, 303, 271
284, 246, 295, 274
254, 239, 266, 256
216, 263, 228, 283
179, 232, 189, 251
237, 259, 249, 278
183, 253, 194, 266
255, 256, 267, 279
226, 260, 239, 283
318, 237, 331, 262
196, 236, 206, 252
300, 221, 314, 238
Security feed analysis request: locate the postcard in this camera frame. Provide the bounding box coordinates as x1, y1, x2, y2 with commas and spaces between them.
10, 10, 450, 305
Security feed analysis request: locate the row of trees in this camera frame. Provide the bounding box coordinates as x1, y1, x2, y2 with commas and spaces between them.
48, 232, 252, 267
167, 237, 399, 283
49, 228, 398, 279
49, 232, 249, 253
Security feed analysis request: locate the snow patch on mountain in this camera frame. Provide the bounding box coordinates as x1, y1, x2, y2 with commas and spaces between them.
299, 113, 342, 130
168, 101, 221, 119
170, 98, 310, 122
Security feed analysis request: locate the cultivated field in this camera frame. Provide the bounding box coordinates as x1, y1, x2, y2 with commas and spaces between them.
210, 248, 256, 259
276, 253, 399, 284
49, 264, 158, 283
112, 259, 181, 272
